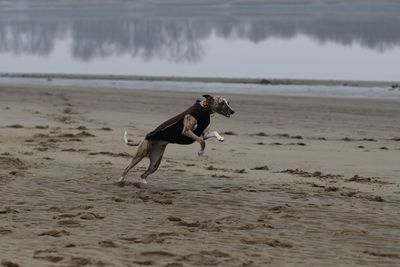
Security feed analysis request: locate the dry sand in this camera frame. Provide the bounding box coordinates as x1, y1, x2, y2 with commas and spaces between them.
0, 85, 400, 267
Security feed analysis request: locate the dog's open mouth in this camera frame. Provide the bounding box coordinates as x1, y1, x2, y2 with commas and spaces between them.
225, 113, 231, 118
223, 111, 235, 118
222, 109, 234, 118
218, 110, 231, 117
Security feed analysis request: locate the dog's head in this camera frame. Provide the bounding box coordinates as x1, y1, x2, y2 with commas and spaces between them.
202, 94, 235, 118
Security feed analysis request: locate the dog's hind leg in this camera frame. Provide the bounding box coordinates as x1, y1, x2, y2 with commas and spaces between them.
119, 140, 149, 182
140, 142, 167, 184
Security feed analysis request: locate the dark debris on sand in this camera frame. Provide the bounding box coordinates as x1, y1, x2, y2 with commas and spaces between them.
279, 169, 343, 180
252, 165, 269, 171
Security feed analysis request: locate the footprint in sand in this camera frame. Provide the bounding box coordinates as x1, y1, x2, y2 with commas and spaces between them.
362, 250, 400, 259
240, 237, 293, 248
222, 131, 237, 136
1, 260, 20, 267
57, 219, 81, 227
199, 250, 231, 258
35, 125, 49, 129
174, 219, 200, 228
55, 115, 75, 124
253, 132, 268, 137
279, 169, 343, 180
47, 206, 65, 212
88, 151, 129, 158
0, 227, 13, 235
98, 240, 118, 248
6, 124, 24, 129
0, 157, 27, 170
69, 257, 91, 267
76, 126, 88, 130
111, 196, 126, 203
215, 216, 241, 225
346, 175, 391, 185
53, 213, 76, 219
238, 223, 274, 230
38, 230, 70, 237
141, 251, 177, 257
182, 254, 219, 265
135, 253, 177, 266
47, 205, 94, 216
252, 165, 269, 171
133, 260, 155, 266
0, 207, 19, 214
70, 205, 94, 211
33, 255, 64, 263
340, 190, 385, 202
164, 263, 184, 267
179, 250, 231, 266
122, 232, 178, 244
54, 211, 104, 226
167, 216, 182, 222
167, 216, 222, 232
58, 131, 96, 138
100, 127, 112, 131
132, 190, 175, 205
62, 107, 76, 114
79, 212, 104, 220
33, 249, 64, 263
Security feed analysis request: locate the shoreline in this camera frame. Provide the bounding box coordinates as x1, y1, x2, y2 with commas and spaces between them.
1, 72, 399, 88
2, 73, 400, 102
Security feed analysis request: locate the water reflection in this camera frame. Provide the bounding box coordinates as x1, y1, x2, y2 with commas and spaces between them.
0, 4, 400, 63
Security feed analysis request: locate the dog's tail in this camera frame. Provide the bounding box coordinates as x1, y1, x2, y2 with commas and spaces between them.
123, 131, 139, 146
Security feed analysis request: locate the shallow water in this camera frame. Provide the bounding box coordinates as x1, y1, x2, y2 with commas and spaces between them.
0, 1, 400, 81
2, 77, 400, 101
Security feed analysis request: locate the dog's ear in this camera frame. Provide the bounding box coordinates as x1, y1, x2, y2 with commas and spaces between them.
202, 94, 213, 100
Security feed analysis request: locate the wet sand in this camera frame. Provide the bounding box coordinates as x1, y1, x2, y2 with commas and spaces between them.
1, 73, 399, 88
1, 85, 400, 267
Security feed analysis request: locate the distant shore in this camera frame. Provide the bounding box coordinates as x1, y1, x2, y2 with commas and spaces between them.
1, 72, 399, 88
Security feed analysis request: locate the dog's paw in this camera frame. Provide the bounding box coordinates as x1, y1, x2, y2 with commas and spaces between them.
141, 179, 148, 184
198, 151, 205, 156
218, 136, 225, 142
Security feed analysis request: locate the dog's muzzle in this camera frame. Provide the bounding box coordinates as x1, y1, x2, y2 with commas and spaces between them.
220, 103, 235, 117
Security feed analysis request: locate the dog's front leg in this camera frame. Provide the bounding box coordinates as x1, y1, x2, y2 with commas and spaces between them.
202, 128, 224, 142
181, 114, 205, 155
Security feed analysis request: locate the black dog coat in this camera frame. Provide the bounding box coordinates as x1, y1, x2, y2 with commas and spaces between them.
146, 101, 211, 145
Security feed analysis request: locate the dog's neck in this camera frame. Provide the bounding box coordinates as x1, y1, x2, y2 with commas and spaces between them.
200, 99, 214, 113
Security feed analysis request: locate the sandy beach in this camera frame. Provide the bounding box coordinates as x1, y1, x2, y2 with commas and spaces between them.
1, 84, 400, 267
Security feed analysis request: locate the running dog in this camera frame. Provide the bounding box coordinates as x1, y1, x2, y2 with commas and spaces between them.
119, 94, 235, 184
